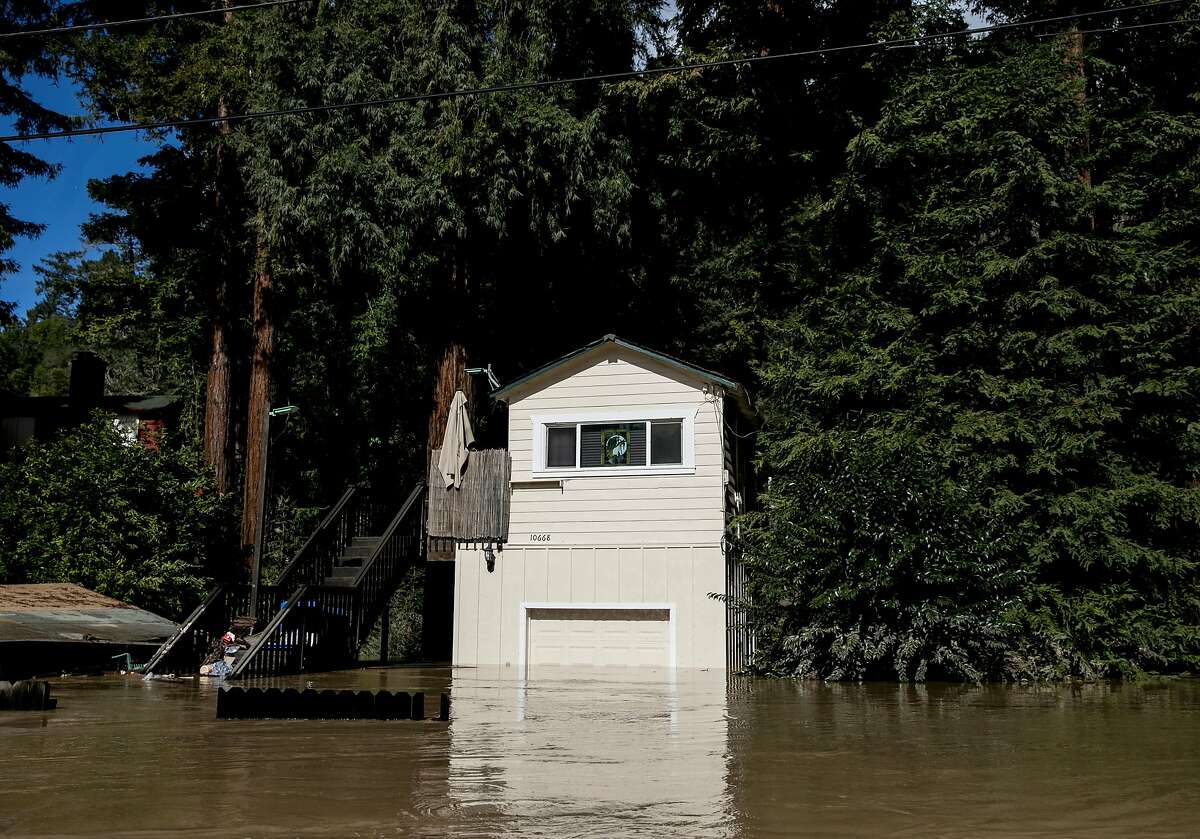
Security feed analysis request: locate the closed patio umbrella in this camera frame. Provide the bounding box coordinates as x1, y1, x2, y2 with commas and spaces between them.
437, 390, 475, 489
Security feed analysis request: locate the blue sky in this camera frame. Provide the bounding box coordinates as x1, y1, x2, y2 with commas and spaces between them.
1, 74, 157, 317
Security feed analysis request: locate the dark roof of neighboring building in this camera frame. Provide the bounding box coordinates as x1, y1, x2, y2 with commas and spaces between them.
0, 584, 178, 645
492, 334, 752, 412
0, 394, 180, 418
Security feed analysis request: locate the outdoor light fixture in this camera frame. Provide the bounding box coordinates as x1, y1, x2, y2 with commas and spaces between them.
269, 405, 300, 417
465, 364, 501, 391
483, 544, 496, 573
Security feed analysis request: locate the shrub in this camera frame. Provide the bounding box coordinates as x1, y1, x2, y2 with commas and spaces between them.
0, 417, 237, 619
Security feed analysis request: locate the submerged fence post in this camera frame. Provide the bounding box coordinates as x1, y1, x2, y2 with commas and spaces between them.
0, 680, 56, 711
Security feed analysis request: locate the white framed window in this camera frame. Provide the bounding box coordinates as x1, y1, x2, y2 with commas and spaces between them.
530, 406, 696, 477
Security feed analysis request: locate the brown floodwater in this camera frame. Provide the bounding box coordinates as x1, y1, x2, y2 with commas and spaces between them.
0, 668, 1196, 838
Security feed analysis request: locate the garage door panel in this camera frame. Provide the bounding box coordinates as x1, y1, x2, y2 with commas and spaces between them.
527, 607, 669, 622
527, 607, 671, 669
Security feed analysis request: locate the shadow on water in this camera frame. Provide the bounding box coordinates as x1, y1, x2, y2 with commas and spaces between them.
0, 668, 1196, 837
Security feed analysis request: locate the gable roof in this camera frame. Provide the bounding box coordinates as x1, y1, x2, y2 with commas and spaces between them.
0, 394, 180, 418
492, 334, 752, 413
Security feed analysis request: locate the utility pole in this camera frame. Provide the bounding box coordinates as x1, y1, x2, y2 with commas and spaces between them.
246, 404, 298, 622
248, 401, 270, 622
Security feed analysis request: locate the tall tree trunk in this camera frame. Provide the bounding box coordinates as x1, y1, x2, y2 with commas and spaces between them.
1063, 26, 1095, 230
423, 336, 472, 617
426, 342, 472, 461
202, 0, 236, 493
203, 305, 232, 492
426, 259, 474, 464
240, 216, 275, 563
424, 263, 472, 571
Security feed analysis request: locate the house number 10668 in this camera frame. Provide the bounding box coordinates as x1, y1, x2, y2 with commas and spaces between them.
529, 533, 551, 542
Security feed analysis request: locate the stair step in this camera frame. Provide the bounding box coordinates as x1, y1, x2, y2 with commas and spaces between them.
342, 546, 376, 559
326, 569, 358, 588
337, 556, 364, 568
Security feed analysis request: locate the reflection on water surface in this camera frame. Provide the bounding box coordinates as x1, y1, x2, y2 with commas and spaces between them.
1, 668, 1196, 837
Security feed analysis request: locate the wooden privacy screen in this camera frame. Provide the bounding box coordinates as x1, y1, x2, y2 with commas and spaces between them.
426, 448, 511, 548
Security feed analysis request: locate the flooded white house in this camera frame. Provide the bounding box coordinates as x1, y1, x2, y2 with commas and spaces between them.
142, 336, 754, 681
446, 335, 755, 675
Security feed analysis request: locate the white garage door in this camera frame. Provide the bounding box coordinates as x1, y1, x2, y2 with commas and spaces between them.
526, 607, 671, 669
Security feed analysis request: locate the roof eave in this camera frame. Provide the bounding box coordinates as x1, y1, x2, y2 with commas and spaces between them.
492, 334, 747, 407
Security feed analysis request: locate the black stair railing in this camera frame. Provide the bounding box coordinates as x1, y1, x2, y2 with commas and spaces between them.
226, 585, 304, 678
227, 482, 426, 680
229, 586, 360, 679
142, 584, 286, 676
142, 585, 231, 676
271, 487, 357, 594
142, 485, 370, 677
348, 482, 427, 651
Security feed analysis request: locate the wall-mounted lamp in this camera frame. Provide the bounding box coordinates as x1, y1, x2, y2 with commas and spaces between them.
269, 405, 300, 417
465, 364, 501, 391
483, 544, 496, 573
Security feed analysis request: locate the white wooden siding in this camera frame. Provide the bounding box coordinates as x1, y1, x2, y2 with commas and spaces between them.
453, 545, 727, 670
506, 347, 727, 548
452, 344, 732, 670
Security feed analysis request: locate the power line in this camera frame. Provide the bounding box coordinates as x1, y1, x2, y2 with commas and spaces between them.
0, 0, 310, 40
0, 0, 1180, 42
1047, 13, 1198, 37
1, 2, 1193, 143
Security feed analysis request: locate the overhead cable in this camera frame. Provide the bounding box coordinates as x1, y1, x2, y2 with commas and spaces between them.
0, 0, 310, 40
1043, 13, 1197, 36
1, 4, 1194, 143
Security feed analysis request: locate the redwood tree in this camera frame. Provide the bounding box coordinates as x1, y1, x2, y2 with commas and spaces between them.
68, 0, 256, 493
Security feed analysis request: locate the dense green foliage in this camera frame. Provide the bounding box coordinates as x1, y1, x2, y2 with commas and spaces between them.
0, 419, 236, 618
358, 567, 425, 664
226, 0, 667, 488
0, 261, 73, 394
746, 25, 1200, 680
2, 1, 1197, 676
740, 442, 1024, 682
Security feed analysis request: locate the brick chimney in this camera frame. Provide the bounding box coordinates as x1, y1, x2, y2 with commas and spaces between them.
68, 352, 106, 405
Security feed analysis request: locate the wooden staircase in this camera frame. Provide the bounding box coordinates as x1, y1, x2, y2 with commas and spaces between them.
142, 483, 426, 680
327, 537, 381, 586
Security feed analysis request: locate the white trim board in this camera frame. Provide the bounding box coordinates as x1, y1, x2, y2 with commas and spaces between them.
516, 601, 677, 677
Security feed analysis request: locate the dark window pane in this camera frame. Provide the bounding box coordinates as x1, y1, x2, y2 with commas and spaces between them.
581, 423, 646, 467
546, 426, 576, 467
650, 421, 683, 465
